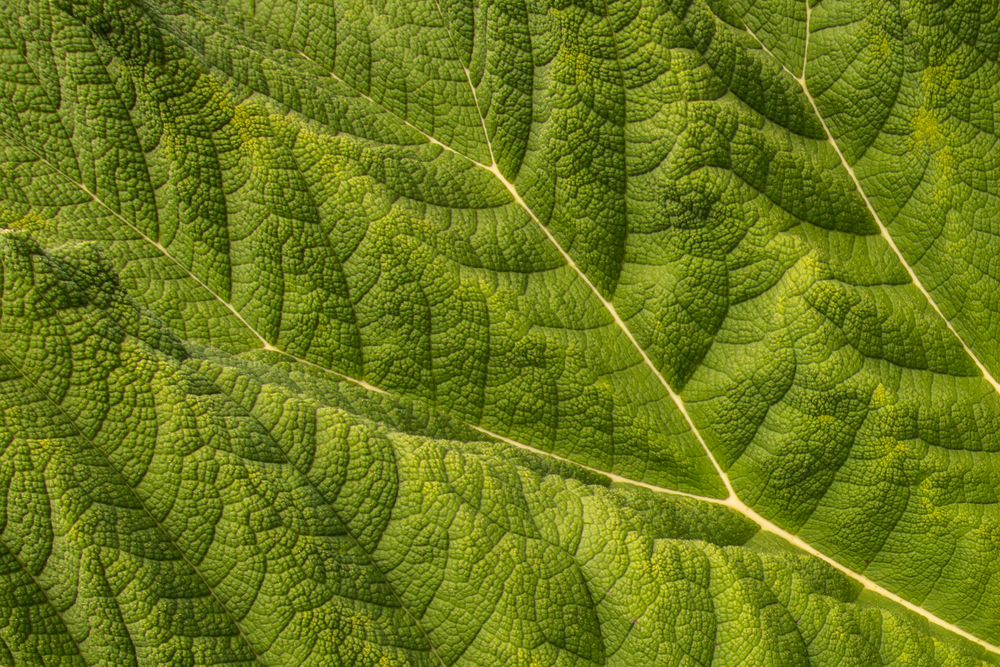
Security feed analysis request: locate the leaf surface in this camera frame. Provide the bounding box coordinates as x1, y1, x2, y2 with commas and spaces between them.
0, 0, 999, 663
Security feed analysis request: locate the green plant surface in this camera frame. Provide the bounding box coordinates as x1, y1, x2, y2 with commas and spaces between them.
0, 0, 998, 664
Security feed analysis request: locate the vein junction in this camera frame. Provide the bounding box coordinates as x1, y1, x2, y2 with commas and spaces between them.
743, 10, 1000, 396
11, 17, 999, 655
385, 31, 1000, 654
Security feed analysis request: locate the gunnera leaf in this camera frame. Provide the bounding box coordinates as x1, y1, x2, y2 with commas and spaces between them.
0, 0, 998, 664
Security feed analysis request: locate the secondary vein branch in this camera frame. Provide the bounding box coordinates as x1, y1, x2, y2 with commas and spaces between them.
744, 14, 1000, 395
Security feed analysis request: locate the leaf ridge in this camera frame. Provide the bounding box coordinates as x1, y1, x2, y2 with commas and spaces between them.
0, 302, 451, 665
443, 15, 1000, 655
0, 537, 89, 666
742, 4, 1000, 396
7, 5, 998, 657
0, 345, 265, 665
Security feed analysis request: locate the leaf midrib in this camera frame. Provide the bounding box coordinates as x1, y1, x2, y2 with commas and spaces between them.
16, 129, 1000, 653
740, 4, 1000, 394
405, 9, 1000, 655
0, 312, 453, 666
11, 9, 999, 656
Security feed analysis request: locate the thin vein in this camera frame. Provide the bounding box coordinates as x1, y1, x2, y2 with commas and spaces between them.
801, 0, 812, 78
0, 346, 266, 665
0, 537, 90, 665
3, 137, 386, 397
9, 20, 998, 654
453, 20, 1000, 655
469, 425, 729, 506
743, 15, 1000, 396
293, 50, 472, 163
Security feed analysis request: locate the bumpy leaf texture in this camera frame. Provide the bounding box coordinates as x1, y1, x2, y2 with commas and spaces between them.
0, 0, 998, 664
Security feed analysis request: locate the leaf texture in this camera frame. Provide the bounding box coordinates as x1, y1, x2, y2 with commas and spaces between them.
0, 0, 999, 664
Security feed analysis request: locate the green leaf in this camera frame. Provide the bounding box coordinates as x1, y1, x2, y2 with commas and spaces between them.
0, 0, 998, 664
